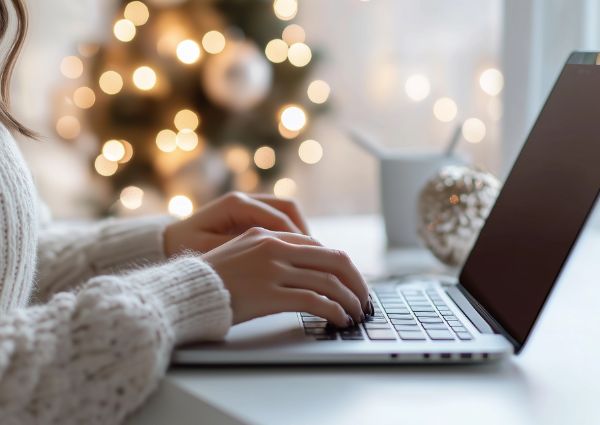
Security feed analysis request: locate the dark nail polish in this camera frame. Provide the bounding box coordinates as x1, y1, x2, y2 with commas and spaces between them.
368, 300, 375, 316
346, 314, 355, 328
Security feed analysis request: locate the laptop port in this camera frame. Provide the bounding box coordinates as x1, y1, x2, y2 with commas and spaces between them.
440, 353, 452, 359
460, 353, 473, 359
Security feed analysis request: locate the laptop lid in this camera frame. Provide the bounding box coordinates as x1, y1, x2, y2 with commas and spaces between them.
457, 52, 600, 353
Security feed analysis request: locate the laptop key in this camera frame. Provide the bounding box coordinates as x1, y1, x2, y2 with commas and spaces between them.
422, 323, 449, 330
447, 320, 463, 327
364, 322, 392, 330
411, 307, 436, 313
414, 312, 439, 318
456, 332, 473, 340
418, 317, 443, 324
390, 318, 417, 325
387, 313, 413, 319
366, 329, 397, 340
426, 329, 455, 340
397, 331, 426, 340
394, 324, 420, 331
315, 335, 337, 340
452, 326, 468, 333
302, 317, 327, 322
304, 322, 328, 328
305, 328, 328, 335
385, 308, 411, 314
365, 317, 388, 324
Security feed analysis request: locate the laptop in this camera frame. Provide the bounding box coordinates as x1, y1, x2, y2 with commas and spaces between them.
173, 51, 600, 364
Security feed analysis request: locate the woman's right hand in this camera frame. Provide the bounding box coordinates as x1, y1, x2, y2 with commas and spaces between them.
202, 227, 372, 328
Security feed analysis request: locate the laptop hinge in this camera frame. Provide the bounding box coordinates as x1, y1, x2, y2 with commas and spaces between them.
446, 284, 522, 352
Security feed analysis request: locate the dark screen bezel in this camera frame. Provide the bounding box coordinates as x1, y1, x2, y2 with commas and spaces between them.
457, 52, 600, 353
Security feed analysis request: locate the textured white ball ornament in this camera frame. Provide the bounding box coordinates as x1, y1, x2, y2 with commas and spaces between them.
418, 165, 500, 266
202, 40, 273, 112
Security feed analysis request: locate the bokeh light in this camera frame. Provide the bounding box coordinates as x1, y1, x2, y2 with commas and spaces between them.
132, 66, 157, 91
156, 129, 177, 152
254, 146, 276, 170
433, 97, 458, 122
102, 139, 126, 162
225, 145, 251, 174
282, 24, 305, 44
124, 1, 150, 26
280, 105, 306, 132
298, 139, 323, 164
120, 186, 144, 210
113, 19, 136, 42
168, 195, 194, 219
287, 42, 312, 67
73, 86, 96, 109
56, 116, 81, 140
202, 31, 226, 54
265, 39, 288, 64
307, 80, 331, 104
273, 0, 298, 21
235, 169, 260, 192
176, 39, 201, 64
94, 155, 118, 177
60, 56, 83, 79
462, 118, 487, 143
176, 129, 200, 151
278, 122, 300, 139
479, 68, 504, 96
119, 140, 134, 163
274, 177, 297, 198
99, 70, 124, 95
174, 109, 200, 131
405, 74, 431, 101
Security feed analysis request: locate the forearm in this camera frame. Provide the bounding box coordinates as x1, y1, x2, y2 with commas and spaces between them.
0, 256, 231, 424
34, 215, 174, 303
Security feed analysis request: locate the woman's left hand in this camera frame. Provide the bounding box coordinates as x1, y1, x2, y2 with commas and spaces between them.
163, 191, 309, 257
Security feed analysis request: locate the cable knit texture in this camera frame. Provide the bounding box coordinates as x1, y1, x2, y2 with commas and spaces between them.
0, 126, 233, 424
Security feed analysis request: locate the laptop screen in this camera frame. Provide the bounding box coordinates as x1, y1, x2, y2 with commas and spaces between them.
459, 53, 600, 347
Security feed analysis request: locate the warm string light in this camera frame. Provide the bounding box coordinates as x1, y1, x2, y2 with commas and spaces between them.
278, 122, 300, 139
202, 31, 226, 54
99, 70, 124, 95
120, 186, 144, 209
405, 74, 431, 101
307, 80, 330, 104
298, 139, 323, 164
254, 146, 276, 170
73, 86, 96, 109
176, 129, 200, 151
113, 19, 136, 42
479, 68, 504, 96
119, 140, 134, 163
280, 105, 307, 132
433, 97, 458, 122
94, 155, 118, 177
176, 39, 202, 64
462, 118, 486, 143
56, 115, 81, 140
287, 42, 311, 67
168, 195, 194, 218
265, 39, 288, 63
156, 129, 178, 152
60, 56, 83, 79
132, 66, 157, 91
102, 139, 126, 162
235, 169, 260, 192
273, 177, 297, 198
124, 1, 150, 26
282, 24, 305, 44
273, 0, 298, 21
174, 109, 200, 131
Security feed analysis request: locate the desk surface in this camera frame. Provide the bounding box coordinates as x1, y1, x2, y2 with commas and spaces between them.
128, 215, 600, 425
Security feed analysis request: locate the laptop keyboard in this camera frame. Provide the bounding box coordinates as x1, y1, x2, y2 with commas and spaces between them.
300, 288, 473, 342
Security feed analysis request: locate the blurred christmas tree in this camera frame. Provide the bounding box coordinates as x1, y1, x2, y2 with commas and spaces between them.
55, 0, 331, 217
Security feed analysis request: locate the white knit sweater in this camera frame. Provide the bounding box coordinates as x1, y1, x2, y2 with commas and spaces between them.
0, 125, 233, 424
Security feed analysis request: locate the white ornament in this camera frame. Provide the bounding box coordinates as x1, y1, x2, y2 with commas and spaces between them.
201, 40, 273, 112
418, 165, 500, 266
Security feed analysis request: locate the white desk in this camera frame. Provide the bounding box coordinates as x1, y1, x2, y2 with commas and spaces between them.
128, 215, 600, 425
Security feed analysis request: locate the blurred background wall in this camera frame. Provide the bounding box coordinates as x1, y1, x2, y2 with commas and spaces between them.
10, 0, 600, 220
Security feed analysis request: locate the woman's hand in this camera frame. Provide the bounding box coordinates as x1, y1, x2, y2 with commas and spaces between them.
164, 192, 309, 257
202, 227, 372, 327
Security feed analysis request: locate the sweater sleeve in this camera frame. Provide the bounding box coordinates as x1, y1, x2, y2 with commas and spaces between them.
34, 215, 175, 303
0, 255, 231, 424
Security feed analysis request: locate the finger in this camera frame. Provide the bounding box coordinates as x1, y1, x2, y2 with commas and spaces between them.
283, 246, 370, 312
269, 231, 323, 247
250, 194, 310, 235
231, 195, 303, 234
275, 287, 350, 328
279, 265, 364, 323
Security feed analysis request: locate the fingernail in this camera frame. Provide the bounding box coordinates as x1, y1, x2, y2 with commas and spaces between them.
360, 312, 366, 322
368, 300, 375, 316
346, 315, 355, 328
